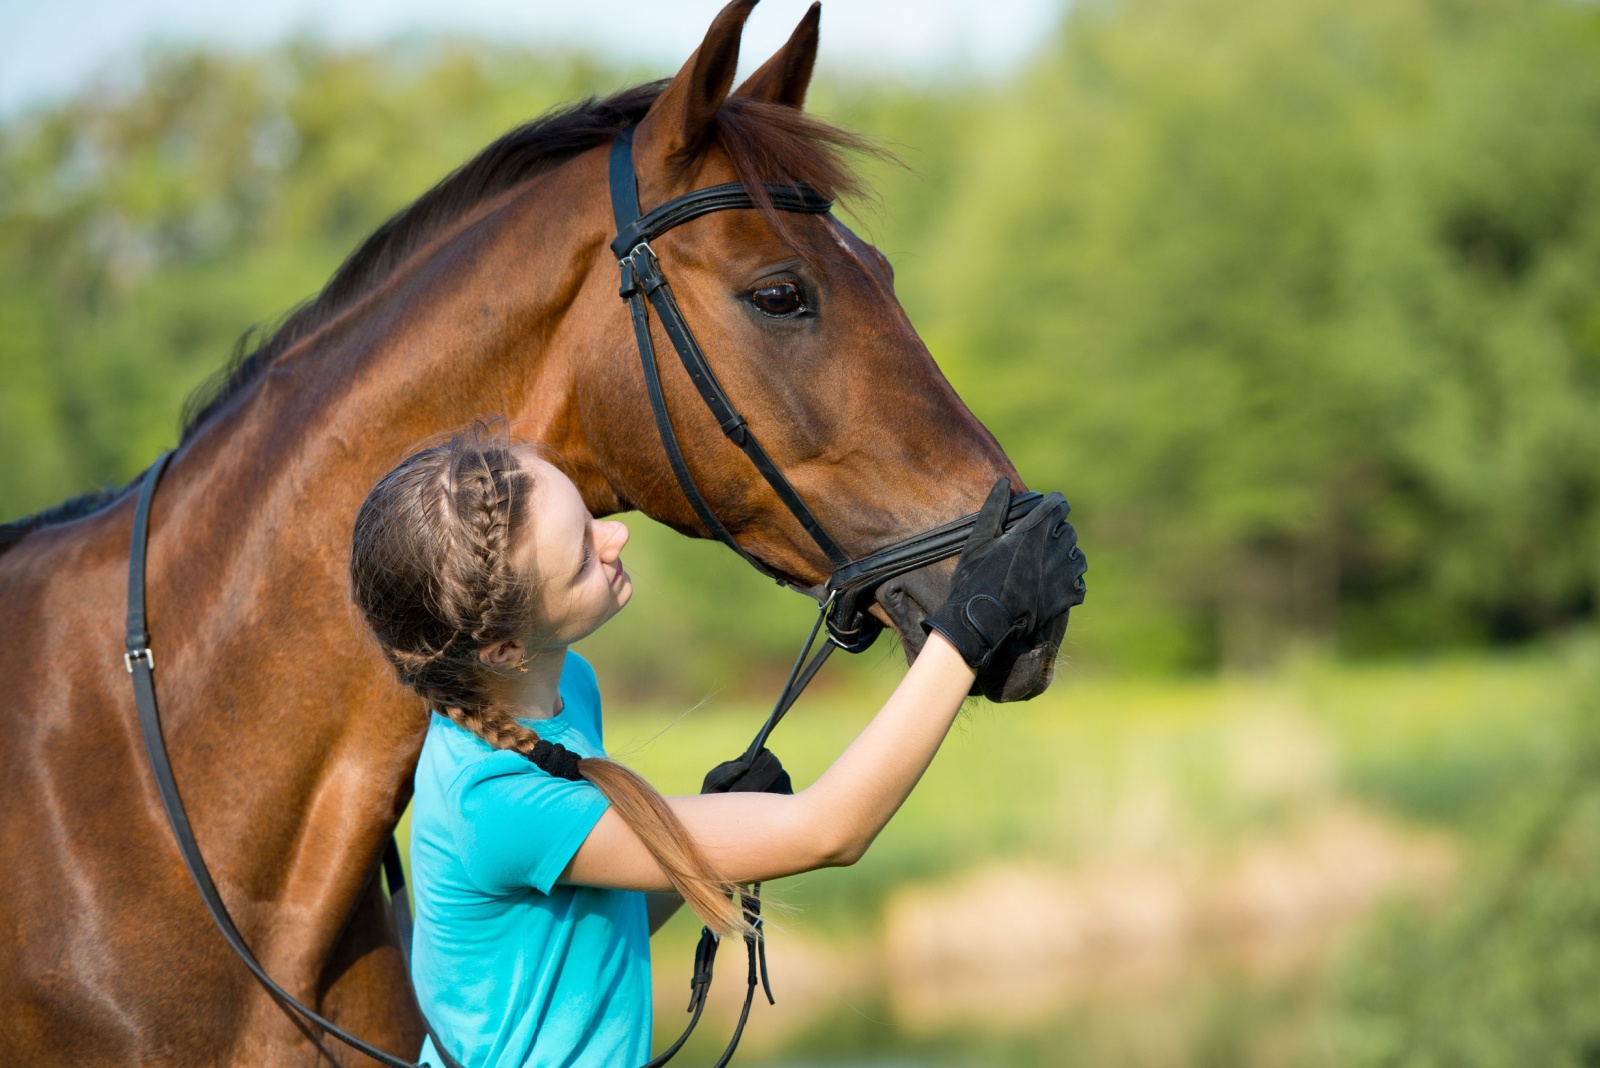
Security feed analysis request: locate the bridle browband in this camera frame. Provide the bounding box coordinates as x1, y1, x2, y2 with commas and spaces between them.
120, 125, 1048, 1068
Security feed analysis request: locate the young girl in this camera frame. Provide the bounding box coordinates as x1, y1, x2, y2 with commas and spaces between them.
349, 425, 1085, 1068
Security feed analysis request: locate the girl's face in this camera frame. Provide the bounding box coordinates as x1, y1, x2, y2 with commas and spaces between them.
514, 453, 632, 647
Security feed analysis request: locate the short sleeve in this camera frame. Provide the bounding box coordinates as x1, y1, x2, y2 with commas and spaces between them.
446, 751, 610, 894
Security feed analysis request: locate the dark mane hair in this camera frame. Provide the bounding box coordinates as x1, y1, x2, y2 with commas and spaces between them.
0, 82, 874, 553
175, 83, 661, 446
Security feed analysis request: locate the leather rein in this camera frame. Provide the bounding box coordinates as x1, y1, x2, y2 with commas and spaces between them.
121, 126, 1043, 1068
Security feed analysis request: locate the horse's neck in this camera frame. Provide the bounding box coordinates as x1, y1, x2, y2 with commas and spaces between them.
143, 166, 606, 980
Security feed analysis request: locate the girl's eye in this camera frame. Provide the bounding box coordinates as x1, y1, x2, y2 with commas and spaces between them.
751, 281, 805, 317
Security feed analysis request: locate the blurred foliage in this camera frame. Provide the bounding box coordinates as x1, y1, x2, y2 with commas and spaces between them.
402, 641, 1574, 1063
5, 0, 1600, 694
856, 0, 1600, 673
1331, 642, 1600, 1067
612, 645, 1572, 929
1335, 801, 1600, 1066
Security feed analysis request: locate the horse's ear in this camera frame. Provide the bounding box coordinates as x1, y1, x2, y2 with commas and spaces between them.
735, 2, 821, 109
632, 0, 757, 180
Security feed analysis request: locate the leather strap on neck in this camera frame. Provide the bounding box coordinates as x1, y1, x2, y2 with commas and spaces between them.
124, 454, 467, 1068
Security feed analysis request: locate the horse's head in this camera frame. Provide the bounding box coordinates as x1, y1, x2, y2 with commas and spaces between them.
549, 0, 1068, 702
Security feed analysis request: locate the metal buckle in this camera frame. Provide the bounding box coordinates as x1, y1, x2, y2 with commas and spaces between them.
124, 648, 154, 673
620, 241, 664, 296
821, 589, 878, 652
620, 240, 656, 270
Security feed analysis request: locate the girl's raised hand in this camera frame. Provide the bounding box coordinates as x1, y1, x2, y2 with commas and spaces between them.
922, 479, 1087, 672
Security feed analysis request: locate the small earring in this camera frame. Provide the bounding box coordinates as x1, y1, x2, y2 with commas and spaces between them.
515, 657, 530, 673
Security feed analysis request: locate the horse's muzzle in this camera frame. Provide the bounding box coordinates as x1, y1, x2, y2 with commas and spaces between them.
875, 567, 1067, 702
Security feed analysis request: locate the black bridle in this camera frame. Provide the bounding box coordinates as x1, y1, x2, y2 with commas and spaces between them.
608, 127, 1043, 659
120, 126, 1046, 1068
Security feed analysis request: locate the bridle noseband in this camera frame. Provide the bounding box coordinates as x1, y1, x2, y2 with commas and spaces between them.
121, 126, 1051, 1068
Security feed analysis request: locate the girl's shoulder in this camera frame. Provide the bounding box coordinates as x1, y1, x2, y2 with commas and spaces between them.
416, 650, 606, 802
420, 713, 530, 794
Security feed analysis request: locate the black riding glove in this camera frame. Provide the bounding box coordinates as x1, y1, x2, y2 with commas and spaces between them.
922, 478, 1088, 672
701, 747, 793, 795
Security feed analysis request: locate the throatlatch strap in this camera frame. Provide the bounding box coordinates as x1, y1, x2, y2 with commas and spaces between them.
607, 128, 643, 234
124, 454, 466, 1068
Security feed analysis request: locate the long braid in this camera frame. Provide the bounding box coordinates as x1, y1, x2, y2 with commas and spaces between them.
351, 422, 746, 935
442, 444, 564, 764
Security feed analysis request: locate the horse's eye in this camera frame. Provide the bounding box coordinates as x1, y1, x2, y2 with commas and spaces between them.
751, 281, 805, 317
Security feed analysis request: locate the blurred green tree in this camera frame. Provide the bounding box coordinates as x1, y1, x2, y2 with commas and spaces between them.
882, 0, 1600, 671
5, 0, 1600, 690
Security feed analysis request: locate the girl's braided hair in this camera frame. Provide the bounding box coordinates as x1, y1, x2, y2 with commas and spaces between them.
350, 422, 744, 934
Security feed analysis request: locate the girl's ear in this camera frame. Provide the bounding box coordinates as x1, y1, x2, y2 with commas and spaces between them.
478, 639, 527, 670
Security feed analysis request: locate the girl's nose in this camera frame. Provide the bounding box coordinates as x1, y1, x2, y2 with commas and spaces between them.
598, 520, 629, 558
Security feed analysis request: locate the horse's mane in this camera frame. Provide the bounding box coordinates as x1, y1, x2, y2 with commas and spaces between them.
0, 82, 871, 554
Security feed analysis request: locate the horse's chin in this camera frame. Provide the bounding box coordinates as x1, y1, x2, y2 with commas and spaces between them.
969, 611, 1066, 701
874, 571, 1065, 703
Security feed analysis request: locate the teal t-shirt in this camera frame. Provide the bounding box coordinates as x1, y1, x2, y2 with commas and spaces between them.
411, 651, 652, 1068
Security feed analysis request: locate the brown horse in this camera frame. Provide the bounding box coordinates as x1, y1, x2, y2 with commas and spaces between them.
0, 2, 1064, 1063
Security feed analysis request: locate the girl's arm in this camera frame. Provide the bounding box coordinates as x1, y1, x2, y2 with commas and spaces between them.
561, 631, 977, 889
